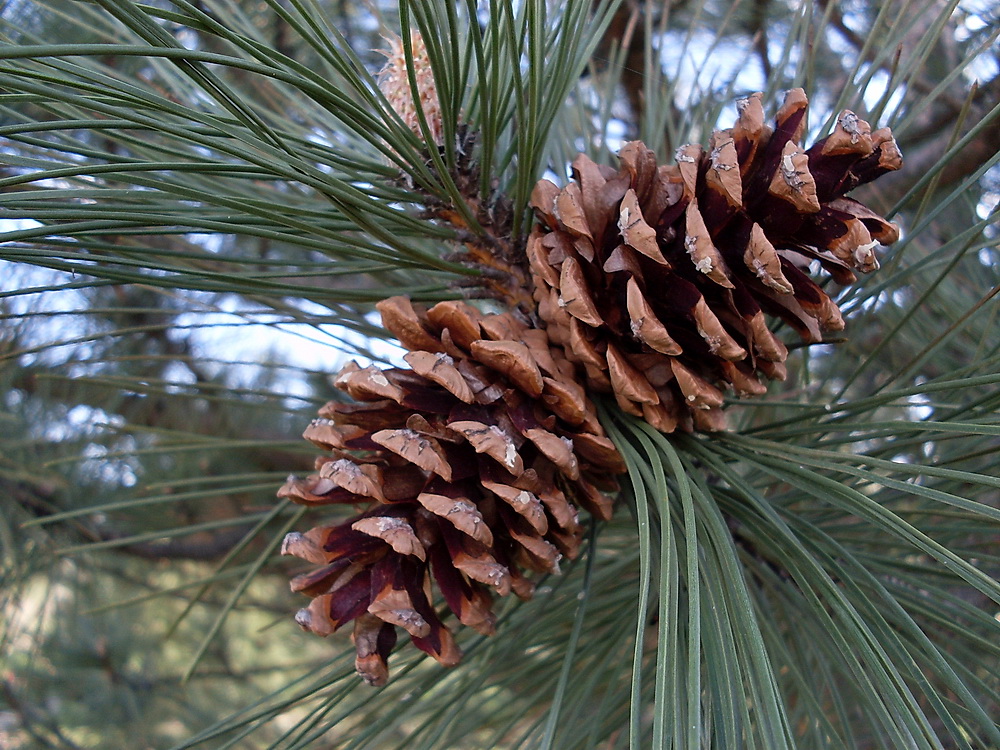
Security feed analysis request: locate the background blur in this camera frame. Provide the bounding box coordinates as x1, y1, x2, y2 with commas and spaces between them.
1, 0, 998, 747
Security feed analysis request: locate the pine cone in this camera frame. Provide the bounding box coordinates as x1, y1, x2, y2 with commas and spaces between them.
279, 297, 624, 685
528, 89, 901, 431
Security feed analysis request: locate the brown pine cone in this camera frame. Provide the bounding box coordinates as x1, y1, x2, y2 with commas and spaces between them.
528, 88, 901, 431
279, 297, 624, 685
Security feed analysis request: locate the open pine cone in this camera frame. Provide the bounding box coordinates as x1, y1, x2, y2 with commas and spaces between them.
281, 88, 902, 684
279, 297, 623, 685
528, 88, 901, 431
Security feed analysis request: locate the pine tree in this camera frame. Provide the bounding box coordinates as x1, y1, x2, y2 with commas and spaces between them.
1, 1, 998, 748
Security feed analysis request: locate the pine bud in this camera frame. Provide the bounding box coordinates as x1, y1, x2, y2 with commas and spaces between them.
378, 31, 444, 147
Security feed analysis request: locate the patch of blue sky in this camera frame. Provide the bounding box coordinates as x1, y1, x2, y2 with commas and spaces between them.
601, 118, 629, 154
49, 402, 124, 441
3, 219, 406, 409
977, 184, 998, 222
660, 29, 769, 112
955, 1, 998, 52
906, 389, 934, 421
1, 227, 101, 367
976, 181, 998, 266
172, 294, 405, 397
24, 400, 139, 491
540, 167, 565, 186
858, 67, 905, 121
175, 27, 200, 51
79, 431, 140, 488
184, 232, 224, 253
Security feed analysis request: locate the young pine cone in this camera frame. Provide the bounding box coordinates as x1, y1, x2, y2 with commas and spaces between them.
528, 88, 901, 432
279, 297, 624, 685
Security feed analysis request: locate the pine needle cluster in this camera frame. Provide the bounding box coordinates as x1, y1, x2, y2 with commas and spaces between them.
1, 1, 998, 748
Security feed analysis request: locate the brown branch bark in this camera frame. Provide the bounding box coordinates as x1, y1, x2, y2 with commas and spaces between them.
593, 0, 647, 126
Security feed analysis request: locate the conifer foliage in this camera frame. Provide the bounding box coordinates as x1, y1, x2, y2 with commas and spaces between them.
0, 1, 998, 748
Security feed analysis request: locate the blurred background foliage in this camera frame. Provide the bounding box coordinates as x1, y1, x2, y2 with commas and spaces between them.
0, 0, 998, 747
